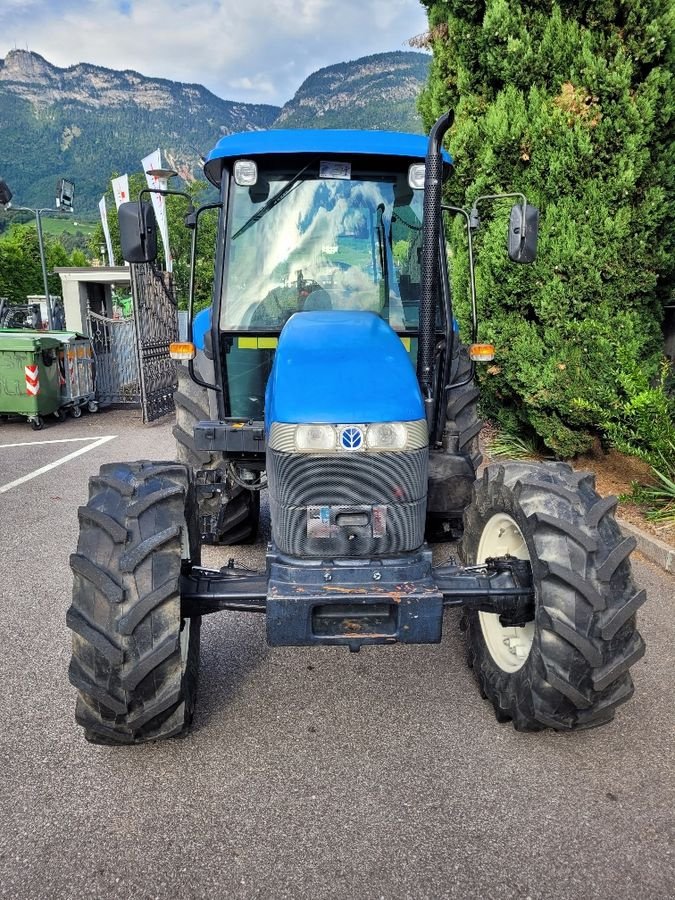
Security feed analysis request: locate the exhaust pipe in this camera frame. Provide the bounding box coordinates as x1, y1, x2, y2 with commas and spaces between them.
417, 110, 454, 416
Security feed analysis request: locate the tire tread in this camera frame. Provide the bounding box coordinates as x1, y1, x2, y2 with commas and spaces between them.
67, 460, 201, 744
461, 461, 645, 731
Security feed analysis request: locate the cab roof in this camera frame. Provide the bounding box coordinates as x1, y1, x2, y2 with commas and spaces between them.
204, 129, 453, 187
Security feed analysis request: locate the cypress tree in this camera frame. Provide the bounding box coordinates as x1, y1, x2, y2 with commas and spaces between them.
418, 0, 674, 458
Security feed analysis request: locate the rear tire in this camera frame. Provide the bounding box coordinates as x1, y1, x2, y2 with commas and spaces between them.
173, 364, 259, 545
444, 348, 483, 470
461, 461, 646, 731
426, 347, 482, 541
67, 461, 201, 744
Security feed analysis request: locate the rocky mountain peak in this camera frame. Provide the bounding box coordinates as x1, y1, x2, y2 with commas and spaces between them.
1, 48, 56, 82
275, 51, 429, 132
0, 49, 427, 211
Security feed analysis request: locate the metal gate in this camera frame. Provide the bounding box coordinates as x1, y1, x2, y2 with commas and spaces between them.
88, 309, 140, 405
131, 263, 178, 423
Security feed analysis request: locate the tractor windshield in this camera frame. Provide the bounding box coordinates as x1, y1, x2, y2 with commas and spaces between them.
220, 165, 425, 333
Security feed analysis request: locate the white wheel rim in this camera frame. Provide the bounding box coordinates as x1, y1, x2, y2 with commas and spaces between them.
477, 512, 535, 673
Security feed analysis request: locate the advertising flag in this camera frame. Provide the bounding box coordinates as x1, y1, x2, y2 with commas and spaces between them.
141, 149, 172, 272
111, 174, 130, 210
98, 196, 115, 266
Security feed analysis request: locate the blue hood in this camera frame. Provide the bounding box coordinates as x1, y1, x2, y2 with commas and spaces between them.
265, 311, 424, 427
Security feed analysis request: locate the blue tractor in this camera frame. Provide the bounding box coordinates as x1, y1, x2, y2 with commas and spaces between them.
67, 114, 645, 743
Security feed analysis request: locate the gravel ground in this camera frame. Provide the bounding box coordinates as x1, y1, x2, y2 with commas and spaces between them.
0, 409, 673, 900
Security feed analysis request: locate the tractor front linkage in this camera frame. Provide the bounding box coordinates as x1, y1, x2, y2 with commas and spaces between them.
181, 552, 534, 649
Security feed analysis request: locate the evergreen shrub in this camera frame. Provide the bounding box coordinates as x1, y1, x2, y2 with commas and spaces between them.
419, 0, 674, 458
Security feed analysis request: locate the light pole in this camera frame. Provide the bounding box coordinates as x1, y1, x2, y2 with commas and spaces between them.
0, 178, 74, 330
5, 205, 56, 329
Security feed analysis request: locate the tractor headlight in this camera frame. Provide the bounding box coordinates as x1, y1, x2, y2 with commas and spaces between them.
234, 159, 258, 186
408, 163, 426, 190
295, 424, 336, 451
269, 420, 428, 453
365, 422, 407, 450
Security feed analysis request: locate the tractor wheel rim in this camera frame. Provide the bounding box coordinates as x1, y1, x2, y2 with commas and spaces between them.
179, 618, 191, 672
477, 512, 535, 673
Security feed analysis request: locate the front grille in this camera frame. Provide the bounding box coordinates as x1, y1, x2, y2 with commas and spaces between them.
269, 496, 426, 557
267, 448, 427, 505
267, 447, 428, 557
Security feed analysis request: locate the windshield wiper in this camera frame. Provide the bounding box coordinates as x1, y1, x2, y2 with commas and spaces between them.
232, 161, 314, 240
376, 202, 390, 303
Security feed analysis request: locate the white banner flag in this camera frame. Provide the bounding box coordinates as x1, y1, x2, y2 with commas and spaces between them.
141, 149, 172, 272
98, 196, 115, 266
111, 174, 130, 210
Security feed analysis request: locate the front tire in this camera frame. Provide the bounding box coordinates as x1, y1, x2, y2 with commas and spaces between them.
461, 462, 646, 731
173, 364, 258, 545
67, 461, 201, 744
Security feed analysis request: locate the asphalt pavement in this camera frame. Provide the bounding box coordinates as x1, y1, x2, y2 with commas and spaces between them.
0, 409, 673, 900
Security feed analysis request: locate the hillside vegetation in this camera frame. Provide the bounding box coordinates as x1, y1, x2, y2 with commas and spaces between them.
0, 49, 429, 214
0, 50, 279, 213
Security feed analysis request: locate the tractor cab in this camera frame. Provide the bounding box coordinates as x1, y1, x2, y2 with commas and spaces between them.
201, 130, 452, 420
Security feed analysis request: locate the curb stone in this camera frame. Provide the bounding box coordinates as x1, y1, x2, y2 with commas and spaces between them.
617, 517, 675, 575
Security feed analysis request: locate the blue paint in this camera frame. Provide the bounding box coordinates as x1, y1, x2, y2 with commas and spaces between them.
265, 311, 425, 427
205, 129, 452, 186
192, 307, 211, 351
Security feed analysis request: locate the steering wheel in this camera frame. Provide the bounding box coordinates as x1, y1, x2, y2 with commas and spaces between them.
301, 286, 332, 311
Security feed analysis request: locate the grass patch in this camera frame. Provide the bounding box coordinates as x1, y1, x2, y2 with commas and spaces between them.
39, 216, 96, 237
630, 441, 675, 526
487, 426, 552, 461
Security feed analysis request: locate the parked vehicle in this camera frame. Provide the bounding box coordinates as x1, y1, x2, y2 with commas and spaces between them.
67, 114, 645, 743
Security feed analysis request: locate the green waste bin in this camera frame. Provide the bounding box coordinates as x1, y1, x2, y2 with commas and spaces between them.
0, 330, 63, 429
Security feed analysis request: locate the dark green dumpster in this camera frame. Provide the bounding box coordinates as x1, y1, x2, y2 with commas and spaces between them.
0, 330, 62, 429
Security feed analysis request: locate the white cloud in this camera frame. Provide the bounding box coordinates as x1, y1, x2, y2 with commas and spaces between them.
0, 0, 429, 105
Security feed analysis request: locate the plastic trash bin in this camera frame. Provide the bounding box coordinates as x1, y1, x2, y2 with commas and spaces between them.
0, 330, 63, 429
42, 331, 97, 417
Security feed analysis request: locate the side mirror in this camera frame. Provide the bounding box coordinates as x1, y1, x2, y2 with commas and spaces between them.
119, 200, 157, 264
508, 203, 539, 263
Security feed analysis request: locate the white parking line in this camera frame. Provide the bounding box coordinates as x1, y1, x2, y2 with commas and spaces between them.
0, 437, 108, 449
0, 435, 117, 494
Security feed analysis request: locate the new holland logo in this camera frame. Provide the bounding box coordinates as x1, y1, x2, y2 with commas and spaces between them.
340, 426, 363, 450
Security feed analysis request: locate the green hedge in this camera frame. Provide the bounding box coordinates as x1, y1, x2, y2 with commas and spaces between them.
419, 0, 674, 460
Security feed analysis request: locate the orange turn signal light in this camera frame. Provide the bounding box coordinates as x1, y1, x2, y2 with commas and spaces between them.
469, 343, 496, 362
169, 341, 196, 360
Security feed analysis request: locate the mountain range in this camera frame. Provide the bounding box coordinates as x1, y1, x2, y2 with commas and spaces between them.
0, 49, 429, 214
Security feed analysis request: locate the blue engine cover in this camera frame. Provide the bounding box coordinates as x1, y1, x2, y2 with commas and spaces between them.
265, 311, 424, 426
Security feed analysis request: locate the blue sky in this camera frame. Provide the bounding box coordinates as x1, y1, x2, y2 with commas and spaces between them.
0, 0, 430, 105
